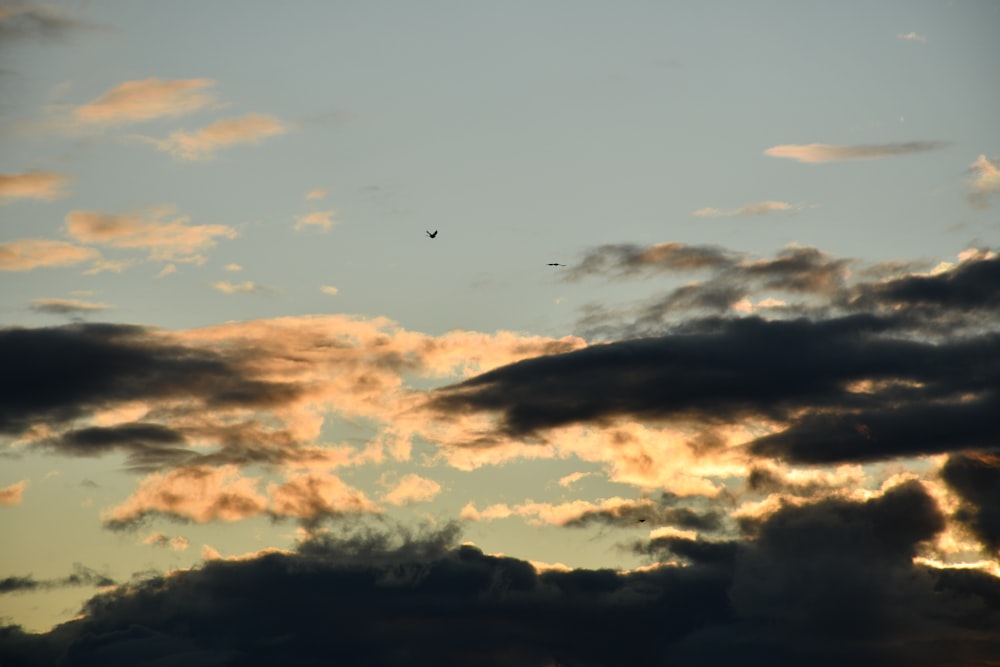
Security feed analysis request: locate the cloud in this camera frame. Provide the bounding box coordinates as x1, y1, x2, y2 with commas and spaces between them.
693, 201, 793, 217
0, 564, 114, 595
211, 280, 266, 294
0, 479, 27, 506
431, 253, 1000, 465
382, 473, 441, 506
0, 169, 70, 202
305, 188, 326, 201
764, 141, 946, 163
223, 263, 242, 272
155, 263, 176, 278
967, 155, 1000, 208
142, 533, 189, 551
73, 78, 217, 125
0, 238, 98, 271
133, 113, 288, 160
0, 1, 104, 43
29, 297, 111, 315
103, 467, 378, 530
897, 31, 927, 44
320, 285, 339, 296
557, 471, 595, 487
294, 210, 337, 232
5, 489, 1000, 666
940, 453, 1000, 553
65, 206, 237, 263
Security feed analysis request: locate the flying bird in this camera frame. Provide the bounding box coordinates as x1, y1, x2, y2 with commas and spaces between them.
547, 263, 566, 266
426, 230, 438, 239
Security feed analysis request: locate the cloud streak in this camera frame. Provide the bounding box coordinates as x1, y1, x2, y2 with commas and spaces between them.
0, 238, 98, 272
764, 141, 946, 163
134, 113, 288, 160
693, 201, 794, 217
0, 170, 70, 202
73, 78, 217, 125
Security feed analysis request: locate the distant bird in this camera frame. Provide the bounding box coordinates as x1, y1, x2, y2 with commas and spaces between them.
638, 518, 647, 523
426, 230, 438, 239
547, 263, 565, 266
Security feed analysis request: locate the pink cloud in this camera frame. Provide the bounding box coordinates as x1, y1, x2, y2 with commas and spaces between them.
74, 78, 217, 124
0, 480, 28, 506
764, 142, 945, 164
135, 113, 288, 160
0, 238, 99, 271
0, 170, 71, 202
382, 473, 442, 506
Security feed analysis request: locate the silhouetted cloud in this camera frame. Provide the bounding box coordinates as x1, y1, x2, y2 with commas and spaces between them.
3, 485, 999, 666
431, 249, 1000, 465
0, 564, 114, 595
941, 453, 1000, 553
29, 297, 111, 315
0, 1, 104, 43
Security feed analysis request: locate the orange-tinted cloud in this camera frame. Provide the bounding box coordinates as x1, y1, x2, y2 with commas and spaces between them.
0, 170, 70, 202
693, 201, 793, 217
268, 471, 378, 521
0, 238, 98, 271
65, 207, 237, 262
294, 211, 337, 232
0, 480, 28, 506
764, 142, 945, 163
211, 280, 266, 294
382, 473, 442, 506
136, 113, 288, 160
74, 78, 217, 125
968, 155, 1000, 209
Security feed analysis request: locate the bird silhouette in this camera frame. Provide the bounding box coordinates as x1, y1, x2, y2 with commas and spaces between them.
547, 263, 565, 266
426, 230, 438, 239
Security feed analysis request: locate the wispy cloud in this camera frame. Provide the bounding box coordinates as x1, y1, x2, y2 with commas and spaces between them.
967, 155, 1000, 209
211, 280, 267, 294
764, 141, 946, 163
29, 297, 112, 315
0, 479, 28, 506
897, 31, 927, 44
0, 1, 105, 43
306, 189, 326, 201
0, 169, 70, 202
156, 263, 176, 278
382, 473, 441, 506
224, 263, 242, 272
65, 206, 237, 263
295, 210, 337, 232
133, 113, 288, 160
693, 201, 794, 218
320, 285, 339, 296
0, 238, 98, 271
142, 532, 189, 551
74, 78, 217, 125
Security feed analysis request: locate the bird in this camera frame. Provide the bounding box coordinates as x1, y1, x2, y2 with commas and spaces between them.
638, 518, 647, 523
426, 230, 438, 239
547, 263, 565, 266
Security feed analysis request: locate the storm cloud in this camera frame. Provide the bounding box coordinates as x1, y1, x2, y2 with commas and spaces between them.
2, 483, 998, 666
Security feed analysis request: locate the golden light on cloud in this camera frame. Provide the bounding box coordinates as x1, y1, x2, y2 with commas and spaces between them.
0, 480, 28, 506
968, 154, 1000, 208
306, 189, 327, 201
320, 285, 339, 296
764, 142, 945, 163
0, 238, 98, 272
65, 207, 237, 262
382, 473, 442, 506
693, 201, 793, 217
295, 210, 337, 232
0, 170, 71, 202
29, 297, 112, 314
211, 280, 264, 294
136, 113, 288, 160
74, 78, 217, 124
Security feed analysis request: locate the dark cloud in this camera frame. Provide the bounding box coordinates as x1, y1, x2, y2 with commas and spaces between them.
0, 564, 115, 595
565, 241, 734, 281
0, 322, 300, 436
941, 453, 1000, 553
431, 310, 999, 463
3, 485, 999, 666
40, 423, 195, 469
0, 1, 105, 43
563, 494, 723, 531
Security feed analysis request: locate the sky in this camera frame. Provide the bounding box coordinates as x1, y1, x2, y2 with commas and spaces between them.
1, 1, 999, 664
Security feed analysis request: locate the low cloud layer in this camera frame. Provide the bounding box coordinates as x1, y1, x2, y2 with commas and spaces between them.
3, 485, 999, 666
